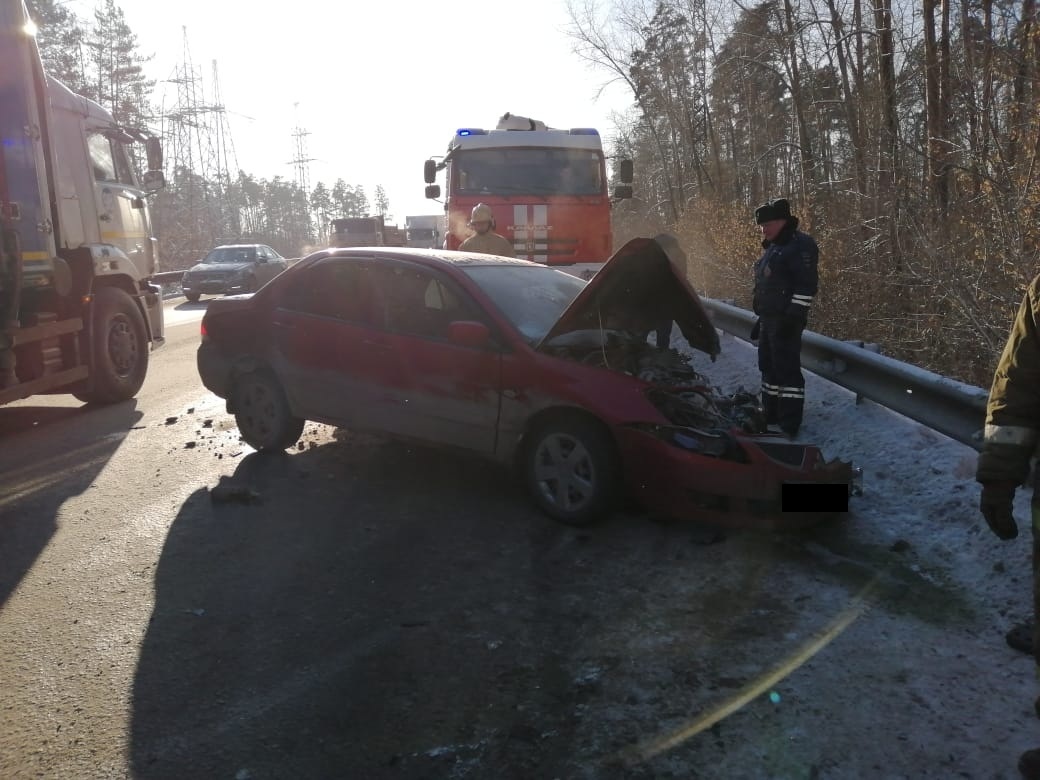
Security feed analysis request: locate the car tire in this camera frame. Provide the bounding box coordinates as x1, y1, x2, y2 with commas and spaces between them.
522, 416, 620, 526
232, 369, 305, 451
73, 286, 148, 404
185, 292, 200, 303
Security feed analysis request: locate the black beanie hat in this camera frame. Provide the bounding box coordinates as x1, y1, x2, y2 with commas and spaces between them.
755, 198, 792, 224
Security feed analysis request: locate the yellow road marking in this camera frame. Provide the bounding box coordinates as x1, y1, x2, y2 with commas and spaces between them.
617, 576, 880, 765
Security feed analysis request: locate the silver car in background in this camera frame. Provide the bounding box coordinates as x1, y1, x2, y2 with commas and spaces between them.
181, 244, 289, 302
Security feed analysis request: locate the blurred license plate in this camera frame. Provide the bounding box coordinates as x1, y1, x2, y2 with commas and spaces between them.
781, 482, 849, 513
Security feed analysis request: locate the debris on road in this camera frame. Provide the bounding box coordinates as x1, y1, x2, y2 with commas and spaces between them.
210, 477, 261, 504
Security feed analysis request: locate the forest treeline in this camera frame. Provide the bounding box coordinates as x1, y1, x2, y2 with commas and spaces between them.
568, 0, 1040, 385
28, 0, 1040, 384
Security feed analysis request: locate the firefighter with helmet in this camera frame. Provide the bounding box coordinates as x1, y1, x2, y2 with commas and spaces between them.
459, 203, 514, 258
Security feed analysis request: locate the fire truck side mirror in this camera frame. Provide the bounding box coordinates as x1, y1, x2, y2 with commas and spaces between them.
618, 159, 633, 184
424, 159, 437, 184
613, 185, 633, 201
425, 184, 441, 199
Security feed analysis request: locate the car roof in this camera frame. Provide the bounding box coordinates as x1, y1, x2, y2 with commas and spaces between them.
318, 246, 539, 269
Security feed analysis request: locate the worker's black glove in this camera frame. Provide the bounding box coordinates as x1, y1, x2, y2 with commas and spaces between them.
980, 481, 1019, 540
750, 319, 760, 342
778, 306, 807, 337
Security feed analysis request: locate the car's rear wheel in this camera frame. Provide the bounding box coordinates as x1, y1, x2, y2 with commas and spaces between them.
185, 292, 200, 303
522, 416, 620, 526
232, 370, 304, 451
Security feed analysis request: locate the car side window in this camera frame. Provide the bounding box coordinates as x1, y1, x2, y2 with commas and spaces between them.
375, 264, 481, 340
282, 260, 380, 326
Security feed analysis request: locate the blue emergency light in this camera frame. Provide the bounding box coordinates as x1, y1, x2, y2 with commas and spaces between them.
456, 128, 488, 137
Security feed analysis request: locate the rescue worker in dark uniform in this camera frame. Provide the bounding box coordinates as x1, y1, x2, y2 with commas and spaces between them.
976, 272, 1040, 779
751, 198, 819, 438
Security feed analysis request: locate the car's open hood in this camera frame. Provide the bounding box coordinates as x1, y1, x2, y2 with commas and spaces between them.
536, 235, 720, 358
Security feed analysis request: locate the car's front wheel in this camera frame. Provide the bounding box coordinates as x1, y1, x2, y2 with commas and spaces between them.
185, 292, 200, 303
522, 416, 620, 526
232, 370, 304, 451
74, 286, 148, 404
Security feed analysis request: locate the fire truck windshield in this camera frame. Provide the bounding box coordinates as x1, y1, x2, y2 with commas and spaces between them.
453, 149, 603, 197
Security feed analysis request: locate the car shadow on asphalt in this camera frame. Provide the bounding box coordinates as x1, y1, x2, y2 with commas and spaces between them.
129, 435, 717, 778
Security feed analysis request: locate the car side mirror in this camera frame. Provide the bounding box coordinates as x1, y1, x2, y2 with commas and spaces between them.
425, 184, 441, 200
618, 158, 633, 184
448, 320, 491, 348
613, 185, 633, 200
424, 159, 437, 184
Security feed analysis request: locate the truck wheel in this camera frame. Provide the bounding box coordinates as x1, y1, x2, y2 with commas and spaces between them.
521, 416, 619, 526
232, 370, 304, 451
75, 286, 149, 404
185, 292, 200, 303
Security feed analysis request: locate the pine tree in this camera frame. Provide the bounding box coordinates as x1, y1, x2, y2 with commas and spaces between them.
374, 185, 390, 219
85, 0, 155, 129
26, 0, 88, 94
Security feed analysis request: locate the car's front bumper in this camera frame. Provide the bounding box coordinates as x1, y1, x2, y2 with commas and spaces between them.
616, 424, 856, 530
182, 278, 250, 295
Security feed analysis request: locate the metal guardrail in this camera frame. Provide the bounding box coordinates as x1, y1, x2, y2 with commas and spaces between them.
702, 299, 989, 451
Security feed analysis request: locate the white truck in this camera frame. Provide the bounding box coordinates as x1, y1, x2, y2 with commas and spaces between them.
404, 214, 444, 249
0, 0, 165, 405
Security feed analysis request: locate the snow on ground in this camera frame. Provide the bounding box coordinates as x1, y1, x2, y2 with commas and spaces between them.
671, 327, 1040, 776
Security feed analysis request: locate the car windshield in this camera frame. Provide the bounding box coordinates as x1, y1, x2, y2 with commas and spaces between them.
204, 246, 257, 264
462, 264, 586, 345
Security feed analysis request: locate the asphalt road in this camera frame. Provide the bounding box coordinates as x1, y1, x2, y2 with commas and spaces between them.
0, 297, 1036, 779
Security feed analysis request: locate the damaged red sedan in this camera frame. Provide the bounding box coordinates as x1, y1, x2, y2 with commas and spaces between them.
197, 236, 854, 530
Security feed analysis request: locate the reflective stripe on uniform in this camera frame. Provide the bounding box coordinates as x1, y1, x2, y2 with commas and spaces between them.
983, 424, 1039, 446
762, 383, 780, 397
790, 294, 813, 308
778, 386, 805, 399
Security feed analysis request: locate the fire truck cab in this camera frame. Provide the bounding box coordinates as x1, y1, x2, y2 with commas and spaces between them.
424, 114, 632, 277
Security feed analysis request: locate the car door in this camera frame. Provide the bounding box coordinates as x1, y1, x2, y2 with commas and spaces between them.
368, 261, 501, 454
269, 258, 386, 426
260, 246, 285, 284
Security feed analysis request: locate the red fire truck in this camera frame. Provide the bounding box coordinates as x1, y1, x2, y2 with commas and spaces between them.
423, 113, 632, 277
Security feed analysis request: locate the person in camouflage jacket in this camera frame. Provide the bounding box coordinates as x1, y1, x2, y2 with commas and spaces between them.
976, 272, 1040, 779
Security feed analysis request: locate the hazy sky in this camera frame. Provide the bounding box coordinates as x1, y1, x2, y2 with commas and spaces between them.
66, 0, 634, 222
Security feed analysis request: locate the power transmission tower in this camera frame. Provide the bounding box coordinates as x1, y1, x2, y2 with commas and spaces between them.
158, 27, 241, 265
210, 59, 241, 239
289, 102, 315, 243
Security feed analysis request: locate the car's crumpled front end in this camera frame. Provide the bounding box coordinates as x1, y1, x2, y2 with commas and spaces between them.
538, 235, 857, 530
